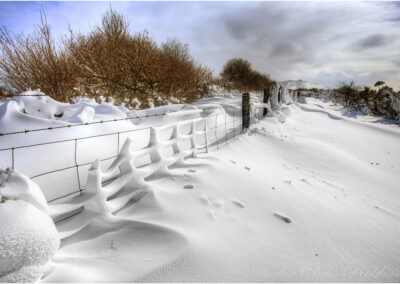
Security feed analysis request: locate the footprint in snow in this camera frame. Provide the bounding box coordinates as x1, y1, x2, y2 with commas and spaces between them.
206, 210, 217, 220
230, 160, 237, 164
184, 184, 194, 190
212, 199, 224, 208
188, 169, 196, 173
245, 166, 250, 171
273, 212, 292, 223
231, 199, 246, 208
199, 194, 212, 206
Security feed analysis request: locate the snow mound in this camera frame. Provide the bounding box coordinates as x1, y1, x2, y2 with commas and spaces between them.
0, 170, 59, 283
12, 90, 127, 124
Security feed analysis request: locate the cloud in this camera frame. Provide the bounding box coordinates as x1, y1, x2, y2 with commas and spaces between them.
355, 34, 390, 49
0, 1, 399, 90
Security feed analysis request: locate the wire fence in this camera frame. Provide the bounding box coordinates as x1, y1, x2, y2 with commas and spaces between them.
0, 96, 265, 203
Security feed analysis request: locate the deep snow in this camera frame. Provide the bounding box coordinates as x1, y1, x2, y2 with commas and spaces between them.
0, 170, 60, 282
47, 98, 400, 282
1, 90, 400, 282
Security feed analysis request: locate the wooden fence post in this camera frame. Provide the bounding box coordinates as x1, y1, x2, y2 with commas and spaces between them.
278, 86, 282, 103
242, 93, 250, 131
263, 88, 270, 116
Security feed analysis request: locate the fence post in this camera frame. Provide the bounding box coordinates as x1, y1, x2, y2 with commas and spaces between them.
204, 118, 209, 153
116, 132, 120, 155
242, 93, 250, 131
74, 139, 82, 194
232, 106, 236, 141
278, 86, 282, 104
224, 111, 228, 145
215, 113, 219, 149
263, 88, 271, 116
11, 148, 15, 170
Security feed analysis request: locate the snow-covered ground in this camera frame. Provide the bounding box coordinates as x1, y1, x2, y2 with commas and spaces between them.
1, 91, 400, 282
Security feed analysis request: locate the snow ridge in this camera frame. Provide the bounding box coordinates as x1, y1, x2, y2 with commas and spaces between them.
50, 119, 208, 240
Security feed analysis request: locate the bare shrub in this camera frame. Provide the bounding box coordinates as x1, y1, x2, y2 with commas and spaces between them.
67, 8, 212, 108
0, 11, 78, 101
0, 8, 212, 108
334, 81, 399, 119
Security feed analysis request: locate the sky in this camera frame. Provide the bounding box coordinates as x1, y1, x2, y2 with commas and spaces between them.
0, 1, 399, 90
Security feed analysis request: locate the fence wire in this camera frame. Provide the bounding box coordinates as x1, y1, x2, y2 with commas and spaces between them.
1, 95, 266, 203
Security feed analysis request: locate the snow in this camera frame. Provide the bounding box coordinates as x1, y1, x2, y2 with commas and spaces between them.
1, 89, 400, 282
280, 79, 327, 90
0, 170, 60, 283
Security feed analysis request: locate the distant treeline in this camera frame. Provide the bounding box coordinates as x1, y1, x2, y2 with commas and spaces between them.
0, 8, 273, 108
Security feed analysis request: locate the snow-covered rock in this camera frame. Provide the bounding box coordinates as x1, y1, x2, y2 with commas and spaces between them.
0, 170, 59, 283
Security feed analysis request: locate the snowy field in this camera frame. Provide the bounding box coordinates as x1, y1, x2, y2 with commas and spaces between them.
1, 91, 400, 282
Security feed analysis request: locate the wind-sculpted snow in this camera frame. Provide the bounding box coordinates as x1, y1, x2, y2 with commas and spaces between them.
49, 119, 208, 240
3, 91, 400, 282
270, 82, 281, 111
0, 170, 59, 283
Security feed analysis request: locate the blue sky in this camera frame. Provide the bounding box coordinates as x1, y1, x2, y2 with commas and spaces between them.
1, 1, 399, 89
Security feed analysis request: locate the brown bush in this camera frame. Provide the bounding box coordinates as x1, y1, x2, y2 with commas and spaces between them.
0, 8, 212, 108
0, 11, 78, 101
67, 8, 212, 108
220, 58, 273, 92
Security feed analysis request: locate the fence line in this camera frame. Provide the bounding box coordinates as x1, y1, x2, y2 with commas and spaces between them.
1, 90, 283, 206
0, 105, 228, 138
1, 103, 244, 202
1, 89, 297, 240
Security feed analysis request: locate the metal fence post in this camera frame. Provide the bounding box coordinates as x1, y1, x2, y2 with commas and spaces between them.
224, 111, 228, 145
11, 148, 15, 170
74, 139, 82, 193
204, 118, 209, 153
242, 93, 250, 131
232, 106, 236, 141
117, 132, 120, 155
215, 113, 219, 149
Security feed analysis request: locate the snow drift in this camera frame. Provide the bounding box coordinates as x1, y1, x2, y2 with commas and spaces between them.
2, 88, 400, 282
0, 170, 60, 283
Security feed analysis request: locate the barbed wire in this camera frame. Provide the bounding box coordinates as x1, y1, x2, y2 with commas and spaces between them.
0, 105, 242, 137
1, 94, 47, 98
